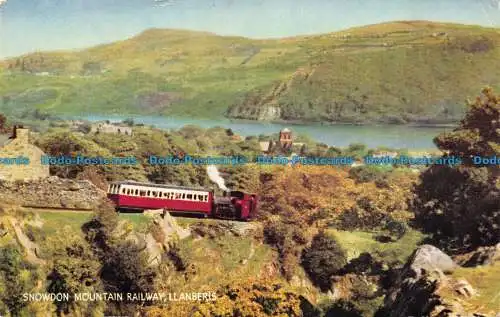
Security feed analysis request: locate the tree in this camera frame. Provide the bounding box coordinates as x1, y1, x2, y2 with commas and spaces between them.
82, 206, 158, 314
301, 231, 347, 291
46, 229, 103, 315
0, 245, 34, 315
412, 87, 499, 253
0, 113, 6, 132
122, 118, 135, 127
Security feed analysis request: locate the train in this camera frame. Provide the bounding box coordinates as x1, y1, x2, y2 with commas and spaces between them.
106, 180, 258, 221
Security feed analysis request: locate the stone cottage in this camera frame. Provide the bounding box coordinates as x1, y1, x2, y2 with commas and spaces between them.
90, 122, 133, 136
0, 127, 49, 181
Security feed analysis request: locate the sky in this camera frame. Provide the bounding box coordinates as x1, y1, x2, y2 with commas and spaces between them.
1, 0, 500, 58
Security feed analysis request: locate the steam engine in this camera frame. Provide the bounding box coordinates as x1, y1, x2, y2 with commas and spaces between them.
107, 181, 258, 221
213, 191, 258, 220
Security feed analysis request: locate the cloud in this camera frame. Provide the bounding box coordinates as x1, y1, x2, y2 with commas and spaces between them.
0, 0, 7, 7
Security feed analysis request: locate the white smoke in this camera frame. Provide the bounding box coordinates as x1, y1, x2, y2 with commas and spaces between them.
0, 0, 7, 8
206, 165, 229, 191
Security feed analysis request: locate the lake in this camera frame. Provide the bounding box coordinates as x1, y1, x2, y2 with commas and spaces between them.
74, 115, 451, 149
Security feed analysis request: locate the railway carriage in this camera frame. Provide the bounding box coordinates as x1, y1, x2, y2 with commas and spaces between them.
107, 180, 258, 220
107, 181, 213, 215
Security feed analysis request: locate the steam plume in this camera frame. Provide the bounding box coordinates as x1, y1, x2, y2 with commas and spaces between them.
206, 165, 229, 191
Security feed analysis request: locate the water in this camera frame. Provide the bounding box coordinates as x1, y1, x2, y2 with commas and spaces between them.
74, 114, 451, 149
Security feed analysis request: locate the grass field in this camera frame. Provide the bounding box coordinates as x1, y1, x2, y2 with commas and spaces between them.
328, 228, 426, 264
36, 210, 151, 234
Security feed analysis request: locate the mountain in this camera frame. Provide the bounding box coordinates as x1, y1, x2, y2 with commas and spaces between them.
1, 21, 499, 124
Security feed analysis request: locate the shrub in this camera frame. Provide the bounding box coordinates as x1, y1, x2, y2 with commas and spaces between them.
324, 300, 363, 317
301, 232, 347, 291
24, 224, 46, 242
335, 206, 391, 231
263, 221, 305, 280
0, 245, 34, 315
349, 166, 389, 184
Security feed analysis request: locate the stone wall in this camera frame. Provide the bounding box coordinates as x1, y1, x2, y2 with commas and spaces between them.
0, 176, 108, 209
0, 128, 49, 182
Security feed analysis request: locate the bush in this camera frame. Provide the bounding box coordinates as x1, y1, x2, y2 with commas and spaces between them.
264, 221, 306, 280
324, 300, 363, 317
301, 232, 347, 291
335, 206, 391, 231
24, 224, 46, 242
341, 252, 384, 276
0, 245, 34, 315
342, 143, 368, 160
349, 166, 390, 184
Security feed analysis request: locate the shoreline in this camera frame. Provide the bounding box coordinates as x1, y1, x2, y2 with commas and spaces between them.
59, 112, 459, 129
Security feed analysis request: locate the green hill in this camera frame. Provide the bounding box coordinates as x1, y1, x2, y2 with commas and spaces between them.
1, 21, 499, 124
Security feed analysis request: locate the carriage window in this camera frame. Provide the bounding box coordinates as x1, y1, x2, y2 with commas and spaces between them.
181, 193, 185, 199
147, 190, 151, 196
187, 194, 192, 200
121, 188, 126, 194
135, 189, 138, 195
140, 190, 146, 196
159, 192, 162, 198
126, 189, 130, 195
198, 195, 203, 201
152, 191, 158, 197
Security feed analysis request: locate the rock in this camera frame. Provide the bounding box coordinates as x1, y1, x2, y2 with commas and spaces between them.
457, 243, 500, 267
8, 217, 45, 266
383, 245, 455, 317
140, 211, 191, 267
408, 244, 458, 279
161, 211, 190, 240
144, 233, 163, 266
68, 183, 82, 191
382, 245, 489, 317
453, 279, 476, 298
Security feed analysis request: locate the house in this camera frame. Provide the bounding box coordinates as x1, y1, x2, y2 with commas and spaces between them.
0, 127, 50, 181
279, 128, 293, 149
90, 122, 133, 136
259, 141, 274, 154
259, 128, 305, 154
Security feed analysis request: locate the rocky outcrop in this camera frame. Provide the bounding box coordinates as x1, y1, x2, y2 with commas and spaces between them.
7, 216, 45, 266
383, 245, 456, 317
455, 243, 500, 267
142, 210, 191, 266
406, 244, 458, 279
381, 244, 499, 317
0, 176, 108, 209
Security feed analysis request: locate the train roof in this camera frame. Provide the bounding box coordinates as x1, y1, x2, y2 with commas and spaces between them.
110, 180, 211, 192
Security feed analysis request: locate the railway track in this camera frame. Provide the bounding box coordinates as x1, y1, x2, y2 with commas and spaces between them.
21, 205, 94, 213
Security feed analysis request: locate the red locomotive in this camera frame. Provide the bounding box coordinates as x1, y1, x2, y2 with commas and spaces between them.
107, 181, 258, 221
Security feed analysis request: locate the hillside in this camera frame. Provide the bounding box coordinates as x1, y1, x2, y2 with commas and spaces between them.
1, 21, 499, 124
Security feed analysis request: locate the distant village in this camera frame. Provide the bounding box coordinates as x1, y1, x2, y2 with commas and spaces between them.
0, 120, 409, 183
